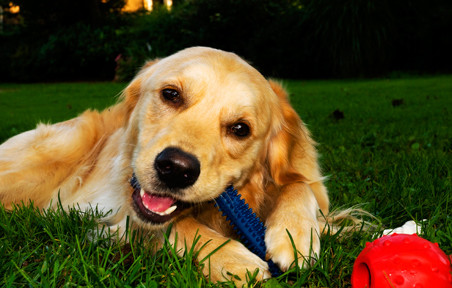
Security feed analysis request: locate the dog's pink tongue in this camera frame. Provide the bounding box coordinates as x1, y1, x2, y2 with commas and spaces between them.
141, 192, 176, 213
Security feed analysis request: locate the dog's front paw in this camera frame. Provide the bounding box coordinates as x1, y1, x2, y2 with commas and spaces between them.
203, 240, 271, 285
265, 218, 320, 271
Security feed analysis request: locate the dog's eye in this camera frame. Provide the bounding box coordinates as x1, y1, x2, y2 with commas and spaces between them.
161, 88, 182, 106
229, 122, 251, 138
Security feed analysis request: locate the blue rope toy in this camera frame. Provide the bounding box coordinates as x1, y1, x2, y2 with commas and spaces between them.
214, 186, 281, 277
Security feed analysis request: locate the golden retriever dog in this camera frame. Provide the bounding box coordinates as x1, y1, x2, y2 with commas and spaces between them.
0, 47, 337, 283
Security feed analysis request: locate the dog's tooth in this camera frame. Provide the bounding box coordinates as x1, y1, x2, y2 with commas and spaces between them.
140, 189, 145, 197
154, 205, 177, 216
163, 205, 177, 215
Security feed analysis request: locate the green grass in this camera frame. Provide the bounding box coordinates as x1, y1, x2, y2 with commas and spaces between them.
0, 83, 126, 143
1, 76, 451, 287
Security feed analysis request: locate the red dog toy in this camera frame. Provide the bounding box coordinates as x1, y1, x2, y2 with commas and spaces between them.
351, 233, 452, 288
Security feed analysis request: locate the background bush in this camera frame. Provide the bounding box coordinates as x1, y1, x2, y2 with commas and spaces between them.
1, 0, 451, 82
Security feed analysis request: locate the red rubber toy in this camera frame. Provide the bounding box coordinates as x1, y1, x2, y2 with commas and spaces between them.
351, 233, 452, 288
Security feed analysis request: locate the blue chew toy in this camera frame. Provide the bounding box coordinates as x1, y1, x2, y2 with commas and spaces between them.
215, 186, 281, 277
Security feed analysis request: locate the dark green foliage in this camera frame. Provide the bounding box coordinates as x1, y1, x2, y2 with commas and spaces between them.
112, 0, 452, 80
6, 24, 123, 81
112, 7, 183, 82
299, 0, 393, 77
1, 0, 451, 81
393, 0, 452, 73
15, 0, 125, 29
0, 0, 127, 81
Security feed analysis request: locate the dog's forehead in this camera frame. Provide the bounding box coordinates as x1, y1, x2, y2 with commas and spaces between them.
140, 48, 277, 120
163, 51, 268, 98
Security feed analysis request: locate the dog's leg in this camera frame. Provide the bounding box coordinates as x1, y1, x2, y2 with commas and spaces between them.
169, 216, 271, 284
264, 182, 321, 271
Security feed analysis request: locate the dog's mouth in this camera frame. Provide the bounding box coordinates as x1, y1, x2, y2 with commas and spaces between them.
130, 175, 191, 224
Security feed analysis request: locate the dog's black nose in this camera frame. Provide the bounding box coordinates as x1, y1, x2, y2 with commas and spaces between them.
154, 147, 200, 189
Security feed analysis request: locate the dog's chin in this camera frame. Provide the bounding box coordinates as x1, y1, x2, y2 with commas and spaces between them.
131, 188, 192, 225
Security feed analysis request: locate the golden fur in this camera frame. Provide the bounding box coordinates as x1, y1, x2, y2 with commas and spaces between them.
1, 47, 336, 283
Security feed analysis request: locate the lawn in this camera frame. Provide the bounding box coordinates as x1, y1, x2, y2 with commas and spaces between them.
0, 76, 451, 287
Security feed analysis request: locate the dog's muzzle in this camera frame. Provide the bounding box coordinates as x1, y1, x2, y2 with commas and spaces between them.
130, 147, 200, 225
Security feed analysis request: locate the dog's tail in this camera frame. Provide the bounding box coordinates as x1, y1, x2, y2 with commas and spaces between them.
317, 206, 378, 235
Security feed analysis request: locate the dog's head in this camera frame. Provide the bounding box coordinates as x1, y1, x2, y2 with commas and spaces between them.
120, 47, 321, 228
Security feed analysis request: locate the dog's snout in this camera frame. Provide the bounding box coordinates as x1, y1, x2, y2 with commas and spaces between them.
154, 147, 201, 189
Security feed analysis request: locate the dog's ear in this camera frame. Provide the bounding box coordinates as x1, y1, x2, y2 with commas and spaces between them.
266, 80, 329, 212
266, 81, 323, 188
120, 59, 160, 114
